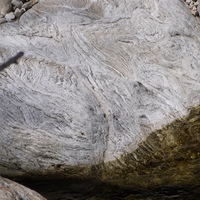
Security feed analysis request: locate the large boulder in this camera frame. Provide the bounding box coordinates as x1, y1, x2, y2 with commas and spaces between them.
0, 0, 200, 188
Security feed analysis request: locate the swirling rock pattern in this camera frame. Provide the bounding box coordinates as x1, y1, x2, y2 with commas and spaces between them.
0, 0, 200, 187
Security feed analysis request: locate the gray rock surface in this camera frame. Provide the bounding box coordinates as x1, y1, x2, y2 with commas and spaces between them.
0, 0, 200, 178
0, 176, 46, 200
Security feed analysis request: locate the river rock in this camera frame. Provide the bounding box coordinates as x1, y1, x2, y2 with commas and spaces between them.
5, 12, 15, 22
11, 0, 23, 9
0, 176, 46, 200
14, 8, 25, 18
0, 0, 199, 188
184, 0, 199, 16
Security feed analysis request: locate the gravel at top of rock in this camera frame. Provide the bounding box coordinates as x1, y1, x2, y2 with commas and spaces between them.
183, 0, 199, 16
0, 0, 38, 24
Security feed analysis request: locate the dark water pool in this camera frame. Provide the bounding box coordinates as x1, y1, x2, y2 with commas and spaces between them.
18, 179, 200, 200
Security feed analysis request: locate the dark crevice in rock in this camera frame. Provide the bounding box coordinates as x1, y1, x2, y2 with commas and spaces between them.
18, 179, 200, 200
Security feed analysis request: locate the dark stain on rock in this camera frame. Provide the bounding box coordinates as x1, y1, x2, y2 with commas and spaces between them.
102, 105, 200, 188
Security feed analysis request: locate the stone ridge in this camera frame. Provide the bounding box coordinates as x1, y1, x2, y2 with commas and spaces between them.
0, 0, 38, 24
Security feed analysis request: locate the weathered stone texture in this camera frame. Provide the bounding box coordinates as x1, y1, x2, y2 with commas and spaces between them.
0, 0, 199, 185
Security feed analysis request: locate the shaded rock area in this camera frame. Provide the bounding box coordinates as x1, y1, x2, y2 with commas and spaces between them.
19, 179, 200, 200
0, 0, 200, 199
102, 105, 200, 188
15, 106, 200, 199
0, 176, 46, 200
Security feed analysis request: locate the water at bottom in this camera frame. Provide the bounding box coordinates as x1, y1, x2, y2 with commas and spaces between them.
18, 179, 200, 200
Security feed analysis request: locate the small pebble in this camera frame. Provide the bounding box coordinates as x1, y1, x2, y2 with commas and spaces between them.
14, 8, 24, 18
5, 12, 15, 21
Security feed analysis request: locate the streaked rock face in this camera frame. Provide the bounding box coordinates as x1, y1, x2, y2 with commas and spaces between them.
0, 0, 200, 187
0, 176, 46, 200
